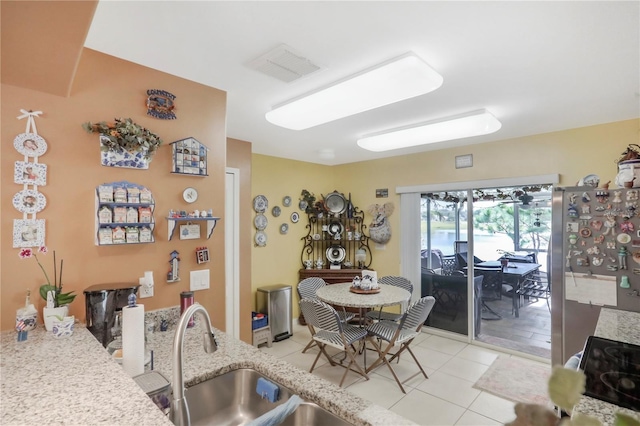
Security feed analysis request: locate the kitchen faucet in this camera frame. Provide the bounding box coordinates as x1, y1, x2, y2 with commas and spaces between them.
170, 303, 218, 426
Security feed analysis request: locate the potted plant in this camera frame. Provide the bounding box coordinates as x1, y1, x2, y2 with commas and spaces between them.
82, 118, 163, 169
19, 246, 76, 331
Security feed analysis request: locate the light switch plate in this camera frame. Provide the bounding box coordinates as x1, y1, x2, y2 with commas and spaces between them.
190, 269, 210, 291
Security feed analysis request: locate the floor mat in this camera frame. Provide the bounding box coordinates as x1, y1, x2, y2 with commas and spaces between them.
473, 356, 551, 406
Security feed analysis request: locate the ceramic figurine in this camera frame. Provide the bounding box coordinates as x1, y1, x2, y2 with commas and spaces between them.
304, 259, 313, 270
315, 258, 324, 269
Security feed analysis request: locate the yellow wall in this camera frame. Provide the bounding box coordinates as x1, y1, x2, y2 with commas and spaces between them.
250, 155, 332, 316
1, 48, 230, 332
252, 119, 640, 319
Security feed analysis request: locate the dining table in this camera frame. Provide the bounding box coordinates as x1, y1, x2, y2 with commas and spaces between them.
315, 282, 412, 326
472, 261, 541, 318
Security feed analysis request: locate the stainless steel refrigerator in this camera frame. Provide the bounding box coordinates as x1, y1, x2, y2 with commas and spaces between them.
551, 186, 640, 366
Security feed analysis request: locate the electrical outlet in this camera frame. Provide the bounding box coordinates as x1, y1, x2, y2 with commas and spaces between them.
190, 269, 210, 291
139, 277, 153, 298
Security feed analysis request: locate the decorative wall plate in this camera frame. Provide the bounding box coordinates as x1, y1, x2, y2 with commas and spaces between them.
280, 223, 289, 234
328, 221, 344, 237
253, 195, 268, 212
291, 212, 300, 223
298, 200, 308, 211
255, 231, 267, 247
13, 189, 46, 214
326, 245, 346, 264
14, 161, 47, 186
14, 133, 47, 157
254, 214, 268, 230
325, 191, 346, 214
283, 196, 292, 207
272, 206, 281, 217
183, 187, 198, 203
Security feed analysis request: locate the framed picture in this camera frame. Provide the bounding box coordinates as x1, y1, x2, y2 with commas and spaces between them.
13, 219, 45, 248
179, 223, 201, 240
14, 161, 47, 186
13, 133, 47, 157
12, 189, 47, 214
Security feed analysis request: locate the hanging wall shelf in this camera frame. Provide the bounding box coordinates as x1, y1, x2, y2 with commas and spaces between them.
167, 217, 220, 241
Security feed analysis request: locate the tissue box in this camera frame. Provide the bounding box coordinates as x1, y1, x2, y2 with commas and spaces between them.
252, 312, 268, 330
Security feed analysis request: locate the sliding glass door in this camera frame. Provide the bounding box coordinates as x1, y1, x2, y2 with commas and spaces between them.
419, 185, 553, 358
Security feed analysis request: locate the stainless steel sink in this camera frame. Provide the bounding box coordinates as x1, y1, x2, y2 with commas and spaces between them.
184, 368, 352, 425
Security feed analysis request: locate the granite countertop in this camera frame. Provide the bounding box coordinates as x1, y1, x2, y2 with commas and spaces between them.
0, 326, 172, 426
1, 308, 414, 426
573, 308, 640, 425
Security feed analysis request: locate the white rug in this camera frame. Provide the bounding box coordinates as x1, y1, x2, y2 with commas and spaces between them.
473, 356, 551, 406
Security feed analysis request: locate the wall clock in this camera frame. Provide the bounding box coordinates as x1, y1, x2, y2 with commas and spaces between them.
183, 187, 198, 203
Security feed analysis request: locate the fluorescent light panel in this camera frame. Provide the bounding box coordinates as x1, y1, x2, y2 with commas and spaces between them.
357, 110, 502, 152
265, 53, 443, 130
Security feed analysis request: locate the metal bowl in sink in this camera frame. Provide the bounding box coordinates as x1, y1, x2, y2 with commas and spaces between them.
184, 368, 352, 425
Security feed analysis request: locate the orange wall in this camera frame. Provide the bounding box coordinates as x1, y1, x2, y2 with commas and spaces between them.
1, 48, 228, 331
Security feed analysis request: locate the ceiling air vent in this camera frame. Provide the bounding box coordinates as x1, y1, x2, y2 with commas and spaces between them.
247, 44, 322, 83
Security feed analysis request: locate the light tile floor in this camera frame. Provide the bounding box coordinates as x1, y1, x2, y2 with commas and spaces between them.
259, 322, 549, 426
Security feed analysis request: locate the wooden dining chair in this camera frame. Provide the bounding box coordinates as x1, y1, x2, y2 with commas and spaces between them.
365, 296, 436, 393
364, 276, 413, 323
297, 277, 354, 353
299, 299, 369, 387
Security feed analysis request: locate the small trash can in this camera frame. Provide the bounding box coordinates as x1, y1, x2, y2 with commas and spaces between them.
256, 285, 292, 342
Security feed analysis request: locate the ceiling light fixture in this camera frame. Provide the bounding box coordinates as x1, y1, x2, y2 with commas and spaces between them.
265, 53, 443, 130
357, 109, 502, 152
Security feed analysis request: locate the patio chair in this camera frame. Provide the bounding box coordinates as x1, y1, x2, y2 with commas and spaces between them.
364, 276, 413, 323
365, 296, 436, 393
297, 277, 354, 353
474, 266, 508, 320
299, 299, 369, 387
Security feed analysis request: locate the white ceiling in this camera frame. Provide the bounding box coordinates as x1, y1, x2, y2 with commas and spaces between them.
84, 1, 640, 166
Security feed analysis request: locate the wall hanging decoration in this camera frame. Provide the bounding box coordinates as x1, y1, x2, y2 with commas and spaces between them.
167, 250, 180, 283
170, 137, 208, 176
146, 89, 176, 120
195, 247, 210, 264
13, 109, 47, 248
167, 210, 220, 241
13, 219, 45, 248
94, 181, 155, 246
12, 189, 46, 214
14, 161, 47, 186
82, 118, 163, 169
367, 202, 394, 245
179, 223, 200, 240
